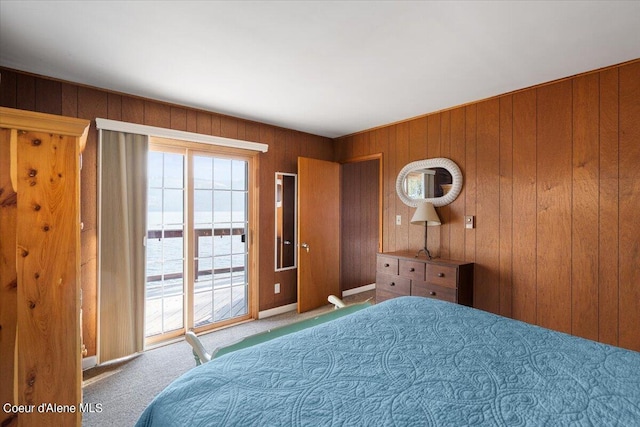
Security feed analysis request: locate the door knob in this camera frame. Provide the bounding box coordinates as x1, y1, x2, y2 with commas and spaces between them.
301, 242, 310, 253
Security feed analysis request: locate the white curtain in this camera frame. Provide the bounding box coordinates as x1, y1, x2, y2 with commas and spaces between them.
98, 130, 148, 363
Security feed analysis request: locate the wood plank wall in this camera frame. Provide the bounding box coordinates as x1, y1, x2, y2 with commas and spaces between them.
335, 60, 640, 352
0, 67, 334, 358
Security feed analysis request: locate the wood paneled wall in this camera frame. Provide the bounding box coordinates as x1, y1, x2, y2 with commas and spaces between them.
0, 67, 334, 358
2, 60, 638, 354
335, 60, 640, 352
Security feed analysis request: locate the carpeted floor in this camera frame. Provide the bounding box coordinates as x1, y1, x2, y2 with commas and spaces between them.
81, 291, 375, 426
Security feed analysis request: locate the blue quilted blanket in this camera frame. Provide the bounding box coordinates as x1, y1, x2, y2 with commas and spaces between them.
136, 297, 640, 426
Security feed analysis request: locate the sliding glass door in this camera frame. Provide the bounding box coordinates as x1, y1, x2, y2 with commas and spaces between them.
145, 143, 252, 344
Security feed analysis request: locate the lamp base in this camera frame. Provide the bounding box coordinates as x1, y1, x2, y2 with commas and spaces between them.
415, 247, 433, 260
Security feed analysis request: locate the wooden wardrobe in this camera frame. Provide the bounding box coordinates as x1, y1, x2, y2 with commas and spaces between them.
0, 107, 89, 427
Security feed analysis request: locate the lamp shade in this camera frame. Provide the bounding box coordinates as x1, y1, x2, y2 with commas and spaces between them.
411, 202, 441, 226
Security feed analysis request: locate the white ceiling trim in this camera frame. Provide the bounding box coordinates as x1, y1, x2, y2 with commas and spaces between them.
95, 118, 268, 153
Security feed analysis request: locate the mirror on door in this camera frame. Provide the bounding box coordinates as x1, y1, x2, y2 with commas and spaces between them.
275, 172, 297, 271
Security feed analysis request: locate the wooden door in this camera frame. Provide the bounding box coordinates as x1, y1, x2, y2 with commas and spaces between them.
297, 157, 340, 313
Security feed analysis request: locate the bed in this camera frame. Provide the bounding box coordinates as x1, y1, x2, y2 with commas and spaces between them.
136, 296, 640, 426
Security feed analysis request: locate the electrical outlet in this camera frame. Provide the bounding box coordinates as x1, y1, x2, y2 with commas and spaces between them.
274, 283, 280, 294
396, 215, 402, 225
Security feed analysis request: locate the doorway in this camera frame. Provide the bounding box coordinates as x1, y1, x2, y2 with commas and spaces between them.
295, 155, 381, 312
340, 156, 382, 292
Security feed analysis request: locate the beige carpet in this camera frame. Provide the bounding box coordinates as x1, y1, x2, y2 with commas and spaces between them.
82, 290, 375, 426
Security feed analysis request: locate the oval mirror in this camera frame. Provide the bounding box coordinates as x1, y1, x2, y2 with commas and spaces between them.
395, 158, 463, 207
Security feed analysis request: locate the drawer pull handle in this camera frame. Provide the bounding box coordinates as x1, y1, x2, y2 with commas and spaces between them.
437, 273, 445, 277
390, 282, 395, 287
409, 268, 415, 272
429, 291, 436, 296
384, 263, 390, 267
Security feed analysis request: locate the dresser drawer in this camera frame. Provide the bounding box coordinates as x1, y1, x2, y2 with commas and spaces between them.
377, 252, 473, 306
376, 273, 410, 296
399, 259, 425, 281
377, 256, 399, 275
425, 264, 458, 289
412, 281, 456, 303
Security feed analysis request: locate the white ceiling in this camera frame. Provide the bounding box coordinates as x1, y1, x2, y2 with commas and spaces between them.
1, 1, 639, 138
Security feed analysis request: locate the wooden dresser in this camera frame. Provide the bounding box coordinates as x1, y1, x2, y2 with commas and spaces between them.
376, 251, 474, 306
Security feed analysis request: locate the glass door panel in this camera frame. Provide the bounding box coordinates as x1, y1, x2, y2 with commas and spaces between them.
145, 151, 185, 339
193, 155, 248, 327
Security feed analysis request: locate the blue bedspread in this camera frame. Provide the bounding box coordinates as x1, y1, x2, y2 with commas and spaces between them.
137, 297, 640, 426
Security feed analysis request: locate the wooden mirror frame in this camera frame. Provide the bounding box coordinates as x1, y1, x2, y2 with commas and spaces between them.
395, 157, 463, 207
